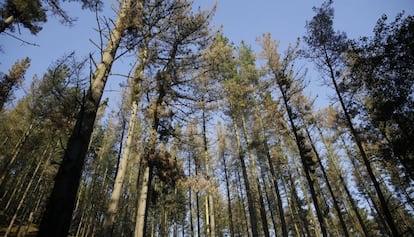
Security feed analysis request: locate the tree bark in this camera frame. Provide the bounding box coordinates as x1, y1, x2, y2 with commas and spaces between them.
37, 1, 135, 236
103, 101, 138, 235
202, 110, 215, 237
0, 15, 14, 33
134, 164, 152, 237
233, 121, 259, 237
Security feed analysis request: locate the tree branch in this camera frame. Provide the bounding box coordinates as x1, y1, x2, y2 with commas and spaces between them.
3, 32, 40, 47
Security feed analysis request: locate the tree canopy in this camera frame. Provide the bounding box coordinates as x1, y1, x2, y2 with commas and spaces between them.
0, 1, 413, 236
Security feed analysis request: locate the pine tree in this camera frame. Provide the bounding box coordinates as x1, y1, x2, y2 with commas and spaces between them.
0, 0, 102, 34
303, 1, 399, 235
260, 33, 328, 236
348, 13, 414, 182
0, 58, 30, 112
37, 1, 137, 235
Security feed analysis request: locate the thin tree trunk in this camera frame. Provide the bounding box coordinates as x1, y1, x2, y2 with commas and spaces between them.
304, 127, 350, 237
278, 85, 327, 237
251, 89, 288, 237
205, 194, 210, 236
103, 101, 138, 235
261, 169, 278, 236
0, 119, 36, 189
22, 191, 44, 237
284, 170, 308, 237
187, 152, 194, 237
5, 145, 50, 236
4, 151, 34, 211
291, 150, 321, 237
134, 162, 152, 237
316, 126, 370, 237
240, 115, 270, 237
258, 115, 288, 237
235, 168, 250, 237
233, 121, 259, 237
195, 170, 201, 237
341, 136, 390, 235
37, 1, 135, 236
202, 110, 215, 237
325, 53, 399, 236
219, 138, 235, 237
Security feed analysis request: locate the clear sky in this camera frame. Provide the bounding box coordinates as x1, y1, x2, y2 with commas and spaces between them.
1, 0, 413, 109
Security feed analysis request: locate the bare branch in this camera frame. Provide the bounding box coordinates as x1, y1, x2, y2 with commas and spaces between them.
3, 32, 40, 47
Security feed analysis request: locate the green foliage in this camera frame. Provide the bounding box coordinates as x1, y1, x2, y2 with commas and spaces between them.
0, 0, 102, 34
29, 53, 86, 132
0, 0, 46, 34
349, 13, 414, 180
302, 0, 347, 74
2, 1, 414, 236
0, 57, 30, 111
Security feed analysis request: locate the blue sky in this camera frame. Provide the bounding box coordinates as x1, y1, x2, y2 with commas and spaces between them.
1, 0, 413, 109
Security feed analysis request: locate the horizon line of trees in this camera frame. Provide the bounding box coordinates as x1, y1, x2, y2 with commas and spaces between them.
0, 0, 413, 236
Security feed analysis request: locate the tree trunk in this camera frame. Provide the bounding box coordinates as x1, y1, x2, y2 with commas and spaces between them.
134, 164, 152, 237
233, 121, 259, 237
341, 136, 390, 235
256, 110, 288, 237
284, 168, 309, 237
240, 115, 270, 237
187, 152, 194, 237
260, 168, 278, 236
317, 125, 370, 237
278, 85, 327, 237
195, 167, 201, 237
325, 55, 399, 236
5, 144, 50, 236
304, 127, 349, 237
4, 151, 34, 211
219, 133, 235, 237
0, 119, 36, 189
36, 1, 135, 236
234, 169, 250, 237
23, 191, 44, 237
202, 110, 215, 237
291, 155, 321, 237
0, 15, 14, 34
103, 101, 138, 235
